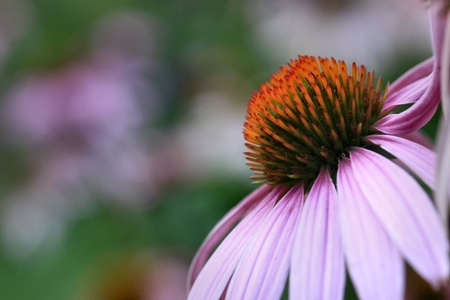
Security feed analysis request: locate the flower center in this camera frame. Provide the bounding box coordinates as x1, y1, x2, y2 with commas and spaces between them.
244, 56, 388, 186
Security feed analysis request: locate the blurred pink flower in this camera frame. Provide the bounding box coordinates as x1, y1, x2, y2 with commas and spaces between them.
0, 14, 165, 254
4, 59, 143, 146
3, 57, 157, 201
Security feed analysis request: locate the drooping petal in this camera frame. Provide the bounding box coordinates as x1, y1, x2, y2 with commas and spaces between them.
383, 71, 432, 113
290, 169, 345, 300
187, 184, 273, 286
375, 70, 439, 135
350, 148, 449, 288
375, 1, 447, 135
226, 185, 304, 300
188, 186, 284, 300
367, 134, 436, 188
337, 157, 404, 300
384, 57, 433, 106
436, 116, 450, 225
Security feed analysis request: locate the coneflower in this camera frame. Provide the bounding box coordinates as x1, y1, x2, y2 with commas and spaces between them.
188, 3, 449, 300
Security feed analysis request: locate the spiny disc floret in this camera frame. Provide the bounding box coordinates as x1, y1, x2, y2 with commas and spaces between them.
244, 56, 388, 186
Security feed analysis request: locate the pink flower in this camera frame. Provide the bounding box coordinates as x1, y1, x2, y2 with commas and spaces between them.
187, 4, 449, 299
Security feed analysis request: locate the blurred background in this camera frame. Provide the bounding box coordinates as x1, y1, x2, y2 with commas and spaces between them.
0, 0, 440, 299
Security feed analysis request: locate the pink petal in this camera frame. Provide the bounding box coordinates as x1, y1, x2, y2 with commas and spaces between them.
226, 185, 304, 300
367, 134, 436, 188
337, 157, 404, 300
375, 2, 446, 135
290, 169, 345, 300
187, 184, 273, 287
350, 148, 449, 288
384, 57, 433, 105
188, 186, 284, 300
436, 117, 450, 225
375, 71, 439, 135
382, 74, 432, 113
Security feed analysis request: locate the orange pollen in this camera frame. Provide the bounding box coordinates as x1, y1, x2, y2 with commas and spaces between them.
243, 55, 388, 186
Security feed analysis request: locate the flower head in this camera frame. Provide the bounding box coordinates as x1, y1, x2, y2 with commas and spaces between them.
244, 56, 387, 187
188, 5, 449, 300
